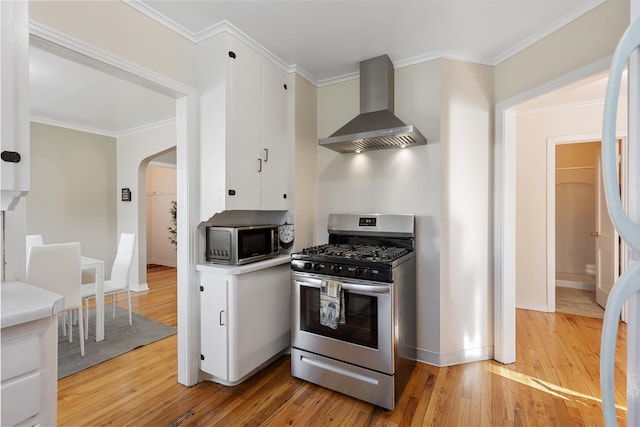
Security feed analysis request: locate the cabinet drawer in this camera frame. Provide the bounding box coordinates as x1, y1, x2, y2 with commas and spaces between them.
1, 334, 39, 381
1, 372, 40, 426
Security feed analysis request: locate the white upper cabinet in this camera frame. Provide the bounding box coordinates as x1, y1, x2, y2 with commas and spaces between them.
260, 58, 289, 211
1, 1, 30, 211
198, 33, 289, 219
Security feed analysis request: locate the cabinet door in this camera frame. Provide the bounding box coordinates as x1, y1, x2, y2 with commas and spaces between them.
0, 1, 30, 211
200, 274, 228, 379
260, 59, 289, 211
226, 40, 262, 210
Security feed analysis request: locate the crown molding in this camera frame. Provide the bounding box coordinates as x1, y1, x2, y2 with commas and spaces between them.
122, 0, 606, 85
124, 0, 196, 42
31, 116, 176, 138
493, 0, 606, 64
516, 96, 628, 115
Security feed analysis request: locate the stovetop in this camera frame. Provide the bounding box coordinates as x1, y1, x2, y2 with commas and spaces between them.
291, 243, 414, 282
301, 244, 409, 262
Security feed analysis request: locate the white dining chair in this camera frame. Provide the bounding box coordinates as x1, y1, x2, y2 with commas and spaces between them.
25, 234, 44, 259
82, 233, 136, 339
26, 242, 85, 356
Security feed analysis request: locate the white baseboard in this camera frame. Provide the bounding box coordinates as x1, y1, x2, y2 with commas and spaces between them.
130, 282, 149, 292
147, 259, 177, 268
416, 345, 494, 367
516, 300, 551, 312
556, 280, 596, 291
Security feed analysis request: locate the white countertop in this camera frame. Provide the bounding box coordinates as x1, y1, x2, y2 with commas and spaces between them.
197, 254, 291, 275
1, 281, 64, 328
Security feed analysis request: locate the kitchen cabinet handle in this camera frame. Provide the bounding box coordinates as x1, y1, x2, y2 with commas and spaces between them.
219, 310, 225, 326
1, 151, 21, 163
263, 148, 269, 162
591, 232, 600, 237
257, 158, 262, 172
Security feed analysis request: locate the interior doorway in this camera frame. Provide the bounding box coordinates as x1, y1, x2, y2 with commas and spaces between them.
552, 140, 602, 317
145, 149, 177, 269
29, 23, 199, 385
547, 135, 626, 317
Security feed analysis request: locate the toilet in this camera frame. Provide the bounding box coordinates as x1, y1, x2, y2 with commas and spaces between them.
585, 263, 597, 277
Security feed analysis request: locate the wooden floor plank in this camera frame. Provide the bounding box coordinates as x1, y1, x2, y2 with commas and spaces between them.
57, 267, 628, 426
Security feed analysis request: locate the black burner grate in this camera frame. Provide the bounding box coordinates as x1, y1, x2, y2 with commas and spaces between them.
302, 244, 409, 262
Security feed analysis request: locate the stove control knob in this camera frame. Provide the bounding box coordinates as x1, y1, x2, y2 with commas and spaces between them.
361, 268, 372, 278
304, 262, 312, 270
331, 264, 341, 274
313, 263, 322, 271
355, 267, 363, 276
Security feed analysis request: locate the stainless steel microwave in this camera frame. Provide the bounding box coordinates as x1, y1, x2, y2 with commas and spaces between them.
205, 224, 279, 265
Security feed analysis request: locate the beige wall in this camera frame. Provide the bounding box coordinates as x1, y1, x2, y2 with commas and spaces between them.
515, 100, 627, 310
29, 0, 196, 87
291, 73, 318, 251
494, 0, 629, 103
27, 122, 118, 273
555, 142, 599, 277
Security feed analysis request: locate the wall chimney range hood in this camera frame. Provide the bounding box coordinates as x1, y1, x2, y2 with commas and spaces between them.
319, 54, 426, 154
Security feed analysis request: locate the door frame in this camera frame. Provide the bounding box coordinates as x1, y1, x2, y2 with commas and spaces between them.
546, 133, 627, 313
494, 57, 612, 363
28, 21, 201, 386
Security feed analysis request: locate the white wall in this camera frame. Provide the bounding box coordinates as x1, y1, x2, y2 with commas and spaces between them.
317, 58, 492, 366
117, 123, 177, 290
26, 122, 117, 273
146, 165, 177, 267
438, 59, 494, 364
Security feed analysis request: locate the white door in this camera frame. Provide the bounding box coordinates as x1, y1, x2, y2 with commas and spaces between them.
595, 151, 619, 308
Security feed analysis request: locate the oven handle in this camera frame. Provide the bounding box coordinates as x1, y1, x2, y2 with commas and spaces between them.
296, 278, 390, 295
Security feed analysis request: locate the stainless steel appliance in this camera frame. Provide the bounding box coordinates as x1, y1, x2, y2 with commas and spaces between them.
318, 55, 427, 154
290, 213, 416, 410
205, 224, 279, 265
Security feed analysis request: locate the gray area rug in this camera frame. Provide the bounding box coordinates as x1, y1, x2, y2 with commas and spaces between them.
58, 306, 176, 379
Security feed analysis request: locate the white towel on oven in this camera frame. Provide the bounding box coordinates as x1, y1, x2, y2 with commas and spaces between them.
320, 279, 342, 329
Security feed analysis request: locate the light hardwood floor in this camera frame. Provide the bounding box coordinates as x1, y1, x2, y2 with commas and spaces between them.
58, 267, 628, 426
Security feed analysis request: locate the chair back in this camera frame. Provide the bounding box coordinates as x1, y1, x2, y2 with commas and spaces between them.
25, 234, 44, 258
26, 242, 82, 309
110, 233, 136, 286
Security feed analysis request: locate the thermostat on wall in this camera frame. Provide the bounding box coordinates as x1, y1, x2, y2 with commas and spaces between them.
121, 188, 131, 202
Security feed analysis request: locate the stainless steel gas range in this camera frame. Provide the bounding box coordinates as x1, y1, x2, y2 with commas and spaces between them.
290, 213, 417, 410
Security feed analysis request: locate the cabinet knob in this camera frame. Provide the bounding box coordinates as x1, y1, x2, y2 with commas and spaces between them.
228, 189, 236, 196
228, 51, 236, 59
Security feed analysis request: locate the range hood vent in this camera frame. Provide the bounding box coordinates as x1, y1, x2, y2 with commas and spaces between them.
319, 54, 426, 154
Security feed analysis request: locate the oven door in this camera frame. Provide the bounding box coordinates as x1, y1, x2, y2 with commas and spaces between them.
291, 273, 393, 374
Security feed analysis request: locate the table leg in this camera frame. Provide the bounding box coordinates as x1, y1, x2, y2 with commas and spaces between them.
95, 262, 104, 342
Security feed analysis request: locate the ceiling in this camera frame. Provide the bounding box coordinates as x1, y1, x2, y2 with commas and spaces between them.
30, 0, 612, 136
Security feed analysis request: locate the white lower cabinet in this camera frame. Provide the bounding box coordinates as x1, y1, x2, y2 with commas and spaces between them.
1, 282, 63, 427
198, 257, 291, 385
